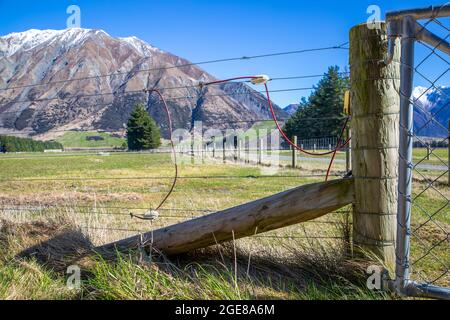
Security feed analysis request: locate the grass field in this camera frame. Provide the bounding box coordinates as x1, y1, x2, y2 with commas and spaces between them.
277, 148, 449, 167
0, 150, 447, 299
55, 131, 125, 148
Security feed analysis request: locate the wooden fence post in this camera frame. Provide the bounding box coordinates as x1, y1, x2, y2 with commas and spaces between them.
292, 136, 297, 168
350, 22, 400, 272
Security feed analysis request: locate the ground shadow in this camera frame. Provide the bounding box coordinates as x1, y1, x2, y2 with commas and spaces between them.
3, 219, 372, 299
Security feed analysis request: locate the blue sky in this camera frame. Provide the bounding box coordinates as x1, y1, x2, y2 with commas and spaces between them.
0, 0, 448, 106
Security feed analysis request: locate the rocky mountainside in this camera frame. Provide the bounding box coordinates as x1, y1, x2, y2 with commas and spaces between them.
0, 28, 286, 138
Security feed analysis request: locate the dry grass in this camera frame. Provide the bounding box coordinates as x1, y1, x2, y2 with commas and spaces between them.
0, 151, 445, 299
0, 216, 385, 300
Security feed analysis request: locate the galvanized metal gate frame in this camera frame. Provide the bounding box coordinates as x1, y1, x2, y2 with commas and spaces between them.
386, 4, 450, 299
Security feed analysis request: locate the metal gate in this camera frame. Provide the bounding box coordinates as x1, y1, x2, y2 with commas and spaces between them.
386, 4, 450, 299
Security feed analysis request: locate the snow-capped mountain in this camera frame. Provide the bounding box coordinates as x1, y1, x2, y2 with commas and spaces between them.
0, 28, 286, 137
412, 86, 449, 138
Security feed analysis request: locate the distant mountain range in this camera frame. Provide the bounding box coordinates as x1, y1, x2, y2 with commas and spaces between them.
412, 86, 449, 138
283, 103, 301, 115
0, 28, 287, 138
283, 87, 449, 138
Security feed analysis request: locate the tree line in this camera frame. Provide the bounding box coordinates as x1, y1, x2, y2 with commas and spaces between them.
283, 66, 349, 141
0, 103, 161, 153
0, 135, 63, 153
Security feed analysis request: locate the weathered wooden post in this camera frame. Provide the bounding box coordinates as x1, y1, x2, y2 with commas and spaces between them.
212, 137, 216, 158
292, 136, 297, 168
350, 22, 400, 271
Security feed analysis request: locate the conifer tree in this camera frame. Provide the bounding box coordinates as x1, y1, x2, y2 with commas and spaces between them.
126, 104, 161, 151
284, 66, 349, 140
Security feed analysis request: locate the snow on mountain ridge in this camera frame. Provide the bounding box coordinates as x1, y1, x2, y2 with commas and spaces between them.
0, 28, 161, 57
412, 85, 432, 109
0, 29, 105, 56
119, 36, 161, 57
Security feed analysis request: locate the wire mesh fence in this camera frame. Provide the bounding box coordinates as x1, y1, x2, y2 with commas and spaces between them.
387, 3, 450, 298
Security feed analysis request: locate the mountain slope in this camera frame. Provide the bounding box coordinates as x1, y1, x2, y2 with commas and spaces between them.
0, 28, 287, 138
412, 86, 449, 138
283, 103, 300, 115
